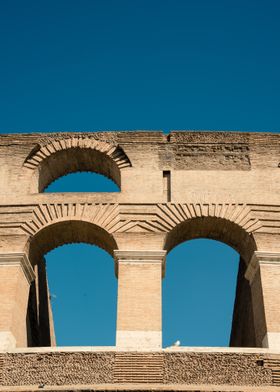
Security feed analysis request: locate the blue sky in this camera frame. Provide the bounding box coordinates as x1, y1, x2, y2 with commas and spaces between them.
46, 176, 239, 347
1, 0, 280, 133
1, 0, 280, 347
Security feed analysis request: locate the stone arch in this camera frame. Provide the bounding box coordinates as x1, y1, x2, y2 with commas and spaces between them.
23, 203, 119, 262
25, 216, 118, 347
23, 136, 131, 192
162, 203, 259, 347
28, 220, 117, 264
160, 203, 258, 264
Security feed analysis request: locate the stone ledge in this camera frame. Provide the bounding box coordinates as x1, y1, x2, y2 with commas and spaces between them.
0, 350, 278, 389
114, 250, 166, 277
245, 251, 280, 284
0, 253, 35, 284
1, 384, 280, 392
3, 346, 280, 354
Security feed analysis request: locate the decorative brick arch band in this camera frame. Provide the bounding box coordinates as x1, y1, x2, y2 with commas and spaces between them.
22, 203, 119, 262
21, 202, 259, 263
23, 136, 131, 170
160, 203, 259, 263
23, 136, 131, 191
28, 220, 118, 265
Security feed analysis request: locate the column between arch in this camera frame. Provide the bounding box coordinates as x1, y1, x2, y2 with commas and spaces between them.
245, 251, 280, 348
114, 250, 166, 349
0, 253, 35, 350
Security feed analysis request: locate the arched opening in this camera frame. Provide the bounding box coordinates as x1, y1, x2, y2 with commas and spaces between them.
46, 243, 117, 346
26, 220, 118, 347
163, 217, 257, 348
24, 139, 132, 193
164, 216, 256, 262
163, 238, 239, 347
44, 171, 119, 192
37, 148, 121, 192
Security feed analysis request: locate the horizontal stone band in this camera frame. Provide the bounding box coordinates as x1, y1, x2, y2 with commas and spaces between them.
245, 251, 280, 284
114, 250, 166, 277
0, 252, 35, 284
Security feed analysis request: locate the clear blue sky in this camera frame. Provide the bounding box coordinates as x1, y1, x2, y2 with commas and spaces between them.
1, 0, 280, 347
1, 0, 280, 133
46, 176, 239, 347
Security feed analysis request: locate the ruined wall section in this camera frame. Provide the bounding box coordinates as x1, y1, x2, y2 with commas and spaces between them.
0, 349, 279, 388
0, 131, 279, 205
230, 257, 257, 347
0, 131, 280, 350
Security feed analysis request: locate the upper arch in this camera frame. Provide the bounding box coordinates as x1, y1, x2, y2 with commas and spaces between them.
23, 137, 131, 192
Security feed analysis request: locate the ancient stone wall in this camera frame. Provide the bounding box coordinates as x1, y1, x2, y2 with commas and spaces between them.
0, 348, 280, 390
0, 130, 280, 391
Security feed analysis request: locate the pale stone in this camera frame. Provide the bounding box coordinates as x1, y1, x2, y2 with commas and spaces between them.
245, 251, 280, 284
116, 330, 162, 349
0, 252, 35, 284
262, 332, 280, 349
115, 251, 164, 349
0, 331, 16, 350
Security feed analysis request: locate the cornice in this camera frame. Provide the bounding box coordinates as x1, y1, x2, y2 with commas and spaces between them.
114, 250, 166, 278
0, 252, 35, 284
245, 251, 280, 284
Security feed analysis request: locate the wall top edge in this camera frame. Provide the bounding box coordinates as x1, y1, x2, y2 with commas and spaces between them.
0, 130, 279, 145
3, 346, 280, 355
0, 129, 280, 134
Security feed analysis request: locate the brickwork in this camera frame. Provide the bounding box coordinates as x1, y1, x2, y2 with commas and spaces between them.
115, 251, 164, 348
0, 256, 33, 347
117, 263, 162, 331
0, 130, 280, 390
0, 348, 279, 390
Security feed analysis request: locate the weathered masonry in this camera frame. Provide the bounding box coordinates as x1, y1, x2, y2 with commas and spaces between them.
0, 130, 280, 392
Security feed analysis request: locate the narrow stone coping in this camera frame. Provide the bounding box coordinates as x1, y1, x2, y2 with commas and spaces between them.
0, 384, 279, 392
2, 345, 280, 354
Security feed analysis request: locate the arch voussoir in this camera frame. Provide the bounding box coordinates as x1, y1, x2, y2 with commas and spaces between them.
157, 203, 258, 264
23, 136, 131, 171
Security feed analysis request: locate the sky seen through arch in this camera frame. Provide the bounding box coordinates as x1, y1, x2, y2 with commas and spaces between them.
45, 172, 239, 347
1, 0, 279, 348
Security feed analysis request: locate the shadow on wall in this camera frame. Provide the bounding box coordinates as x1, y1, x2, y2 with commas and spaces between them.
163, 238, 240, 347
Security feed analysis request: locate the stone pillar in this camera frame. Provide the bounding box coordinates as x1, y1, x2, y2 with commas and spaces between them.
114, 250, 166, 349
0, 253, 35, 349
245, 251, 280, 348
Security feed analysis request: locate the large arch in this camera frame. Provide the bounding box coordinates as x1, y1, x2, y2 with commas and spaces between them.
27, 219, 118, 263
163, 215, 258, 347
23, 137, 131, 192
25, 219, 118, 347
164, 216, 257, 264
163, 238, 240, 347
